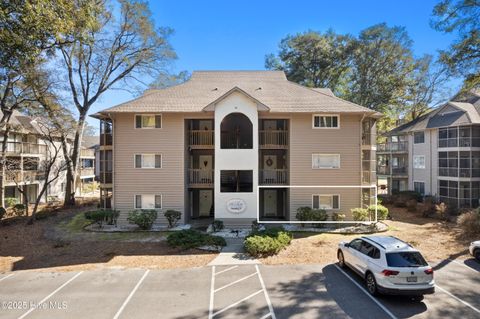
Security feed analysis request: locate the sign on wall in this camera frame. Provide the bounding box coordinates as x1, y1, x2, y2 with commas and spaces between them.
226, 198, 247, 214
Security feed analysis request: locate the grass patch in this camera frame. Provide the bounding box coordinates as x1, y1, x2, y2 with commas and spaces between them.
60, 213, 92, 233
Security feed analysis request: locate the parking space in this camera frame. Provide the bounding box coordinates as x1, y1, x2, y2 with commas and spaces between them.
0, 258, 478, 319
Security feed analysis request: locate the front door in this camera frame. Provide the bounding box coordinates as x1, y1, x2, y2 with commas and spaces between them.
199, 190, 213, 217
264, 190, 277, 217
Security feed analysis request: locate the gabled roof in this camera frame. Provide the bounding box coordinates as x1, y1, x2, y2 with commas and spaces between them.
92, 70, 378, 117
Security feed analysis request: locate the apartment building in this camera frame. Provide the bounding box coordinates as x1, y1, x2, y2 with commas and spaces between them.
1, 111, 97, 206
377, 89, 480, 208
92, 71, 379, 226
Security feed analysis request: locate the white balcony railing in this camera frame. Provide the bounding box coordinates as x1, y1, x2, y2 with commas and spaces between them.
188, 169, 214, 186
259, 169, 288, 185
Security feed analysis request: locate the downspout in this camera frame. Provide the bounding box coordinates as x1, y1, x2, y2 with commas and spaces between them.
430, 130, 433, 196
108, 113, 114, 212
360, 113, 366, 208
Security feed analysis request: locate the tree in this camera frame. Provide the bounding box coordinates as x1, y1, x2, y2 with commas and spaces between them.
265, 30, 354, 93
56, 0, 176, 206
432, 0, 480, 91
149, 71, 190, 89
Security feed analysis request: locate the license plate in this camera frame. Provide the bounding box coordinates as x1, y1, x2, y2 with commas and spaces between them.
407, 276, 417, 283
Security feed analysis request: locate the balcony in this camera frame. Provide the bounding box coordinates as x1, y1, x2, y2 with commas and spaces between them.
5, 170, 43, 183
188, 130, 214, 149
362, 171, 376, 184
259, 130, 288, 149
6, 142, 47, 155
99, 172, 112, 184
362, 133, 376, 147
376, 166, 408, 176
259, 169, 288, 185
377, 142, 408, 153
188, 169, 214, 187
80, 167, 95, 177
80, 149, 95, 158
100, 133, 112, 146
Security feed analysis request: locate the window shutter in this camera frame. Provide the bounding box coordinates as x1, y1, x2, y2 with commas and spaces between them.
333, 195, 339, 209
155, 155, 162, 168
135, 155, 142, 168
155, 195, 162, 209
135, 115, 142, 128
312, 195, 319, 209
135, 195, 142, 209
155, 115, 162, 128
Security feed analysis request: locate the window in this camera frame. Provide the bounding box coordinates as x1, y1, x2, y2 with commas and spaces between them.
312, 195, 339, 210
349, 239, 363, 251
414, 131, 425, 144
413, 155, 425, 169
135, 154, 162, 168
134, 194, 162, 209
135, 115, 162, 129
360, 241, 380, 259
312, 154, 340, 169
220, 170, 253, 192
414, 181, 425, 195
313, 115, 339, 128
220, 113, 253, 149
386, 252, 428, 267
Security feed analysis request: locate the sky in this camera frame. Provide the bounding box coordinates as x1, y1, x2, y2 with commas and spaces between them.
87, 0, 460, 129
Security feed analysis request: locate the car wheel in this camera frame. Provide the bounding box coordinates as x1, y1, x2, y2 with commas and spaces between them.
338, 250, 346, 268
411, 295, 424, 302
474, 249, 480, 262
365, 272, 378, 296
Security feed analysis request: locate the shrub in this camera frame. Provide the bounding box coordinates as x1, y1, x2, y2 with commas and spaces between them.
295, 207, 327, 226
422, 196, 437, 217
251, 220, 260, 232
352, 208, 369, 221
395, 190, 423, 202
332, 212, 346, 221
167, 230, 226, 250
127, 210, 157, 230
0, 207, 5, 220
13, 204, 25, 216
84, 209, 120, 227
244, 228, 293, 257
212, 219, 224, 232
5, 198, 17, 208
435, 202, 448, 220
164, 210, 181, 228
457, 210, 480, 236
378, 195, 393, 205
406, 199, 417, 212
367, 204, 389, 220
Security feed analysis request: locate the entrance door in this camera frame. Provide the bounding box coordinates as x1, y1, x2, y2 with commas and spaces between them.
264, 190, 277, 217
199, 190, 213, 217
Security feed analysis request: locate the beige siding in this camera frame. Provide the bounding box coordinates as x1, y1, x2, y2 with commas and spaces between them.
113, 113, 185, 225
289, 113, 363, 219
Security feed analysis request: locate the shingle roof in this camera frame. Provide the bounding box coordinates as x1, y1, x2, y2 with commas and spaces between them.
94, 71, 377, 116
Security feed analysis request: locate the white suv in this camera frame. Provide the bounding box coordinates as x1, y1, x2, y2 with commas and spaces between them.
337, 236, 435, 299
470, 241, 480, 261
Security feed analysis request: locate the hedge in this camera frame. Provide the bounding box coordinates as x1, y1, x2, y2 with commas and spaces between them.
244, 228, 293, 257
167, 230, 226, 250
127, 210, 157, 230
367, 204, 389, 220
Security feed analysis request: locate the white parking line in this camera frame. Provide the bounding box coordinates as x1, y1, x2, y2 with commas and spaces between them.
113, 269, 150, 319
0, 273, 14, 282
212, 289, 263, 317
214, 265, 238, 275
448, 259, 479, 273
214, 272, 258, 292
17, 271, 83, 319
436, 284, 480, 314
256, 265, 276, 319
208, 266, 215, 319
334, 265, 397, 319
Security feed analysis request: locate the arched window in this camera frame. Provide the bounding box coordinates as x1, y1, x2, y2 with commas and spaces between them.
220, 113, 253, 149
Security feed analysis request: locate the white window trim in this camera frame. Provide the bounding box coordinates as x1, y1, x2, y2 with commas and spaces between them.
413, 155, 426, 169
312, 194, 340, 210
312, 114, 340, 129
134, 114, 162, 129
134, 153, 162, 169
413, 131, 425, 144
134, 194, 162, 210
312, 153, 341, 169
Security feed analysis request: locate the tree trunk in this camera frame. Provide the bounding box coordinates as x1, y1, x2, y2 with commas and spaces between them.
0, 127, 11, 208
63, 113, 86, 207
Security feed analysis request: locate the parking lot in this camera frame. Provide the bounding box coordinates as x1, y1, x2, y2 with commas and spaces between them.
0, 258, 478, 319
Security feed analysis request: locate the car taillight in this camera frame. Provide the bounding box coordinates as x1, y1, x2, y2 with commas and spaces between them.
424, 268, 434, 275
381, 269, 399, 276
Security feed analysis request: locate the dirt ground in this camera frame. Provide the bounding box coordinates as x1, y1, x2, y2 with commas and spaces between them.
260, 205, 475, 265
0, 205, 216, 273
0, 204, 475, 272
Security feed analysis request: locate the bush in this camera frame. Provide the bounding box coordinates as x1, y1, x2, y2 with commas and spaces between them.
457, 210, 480, 236
164, 210, 181, 228
406, 199, 417, 212
295, 207, 327, 226
167, 230, 226, 250
352, 208, 369, 221
251, 220, 260, 232
127, 210, 157, 230
332, 212, 346, 221
84, 209, 120, 227
393, 190, 423, 202
212, 219, 224, 232
436, 202, 448, 220
244, 228, 293, 257
422, 196, 436, 217
5, 198, 17, 208
367, 204, 389, 220
13, 204, 25, 216
0, 207, 6, 220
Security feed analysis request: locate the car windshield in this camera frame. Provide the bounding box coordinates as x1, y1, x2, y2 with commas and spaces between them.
386, 252, 428, 267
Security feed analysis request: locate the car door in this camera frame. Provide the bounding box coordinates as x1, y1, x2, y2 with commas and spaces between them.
358, 241, 377, 275
345, 239, 363, 271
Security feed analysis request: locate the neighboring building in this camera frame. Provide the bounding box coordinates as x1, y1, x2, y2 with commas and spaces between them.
377, 89, 480, 208
77, 135, 98, 196
92, 71, 379, 226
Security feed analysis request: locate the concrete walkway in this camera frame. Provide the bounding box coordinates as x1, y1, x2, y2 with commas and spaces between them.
208, 238, 260, 266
